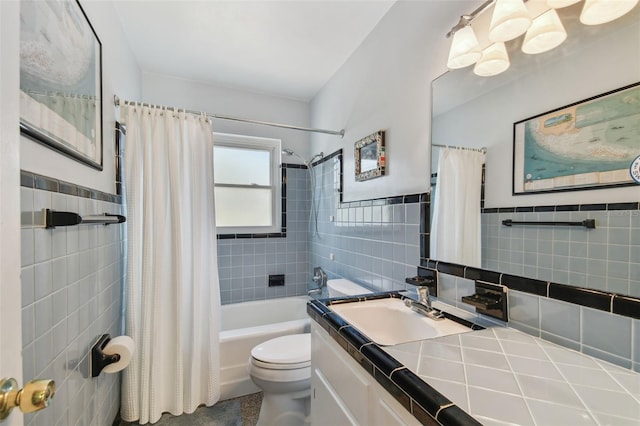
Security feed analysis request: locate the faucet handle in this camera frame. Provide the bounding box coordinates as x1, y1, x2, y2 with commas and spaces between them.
417, 286, 430, 301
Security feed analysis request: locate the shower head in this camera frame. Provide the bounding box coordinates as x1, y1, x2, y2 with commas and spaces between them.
309, 152, 324, 163
282, 149, 323, 165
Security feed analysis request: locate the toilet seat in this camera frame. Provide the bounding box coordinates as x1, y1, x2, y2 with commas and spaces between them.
250, 334, 311, 370
251, 358, 310, 370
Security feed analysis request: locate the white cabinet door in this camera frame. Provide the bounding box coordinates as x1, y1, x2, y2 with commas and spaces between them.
376, 398, 409, 426
311, 368, 358, 426
311, 326, 371, 424
311, 322, 424, 426
374, 394, 422, 426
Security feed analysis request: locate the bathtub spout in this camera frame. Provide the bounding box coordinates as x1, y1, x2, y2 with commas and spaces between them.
307, 288, 322, 296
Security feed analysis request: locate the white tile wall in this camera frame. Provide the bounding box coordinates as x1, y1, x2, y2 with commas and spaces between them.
482, 210, 640, 297
309, 155, 423, 293
21, 186, 124, 426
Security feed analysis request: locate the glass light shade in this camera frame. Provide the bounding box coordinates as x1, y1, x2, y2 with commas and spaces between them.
547, 0, 581, 8
489, 0, 532, 42
474, 43, 511, 76
522, 9, 568, 54
447, 26, 482, 69
580, 0, 639, 25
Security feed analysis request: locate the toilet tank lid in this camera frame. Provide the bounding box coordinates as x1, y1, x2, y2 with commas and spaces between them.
251, 334, 311, 364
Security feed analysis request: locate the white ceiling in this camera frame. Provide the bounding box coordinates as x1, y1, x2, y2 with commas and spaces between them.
112, 0, 396, 101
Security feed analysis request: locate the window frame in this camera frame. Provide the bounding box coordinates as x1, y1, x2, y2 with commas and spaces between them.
213, 132, 282, 235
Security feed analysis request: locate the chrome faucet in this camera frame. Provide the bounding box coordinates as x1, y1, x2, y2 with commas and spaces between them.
308, 267, 327, 296
417, 286, 432, 309
403, 286, 445, 321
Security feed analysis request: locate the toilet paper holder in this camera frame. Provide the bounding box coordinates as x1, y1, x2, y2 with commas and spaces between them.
90, 334, 121, 377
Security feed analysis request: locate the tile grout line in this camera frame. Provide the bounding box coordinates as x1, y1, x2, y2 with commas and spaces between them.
491, 328, 538, 425
535, 337, 603, 424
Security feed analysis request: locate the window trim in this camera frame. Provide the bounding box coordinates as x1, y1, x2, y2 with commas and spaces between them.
213, 132, 282, 235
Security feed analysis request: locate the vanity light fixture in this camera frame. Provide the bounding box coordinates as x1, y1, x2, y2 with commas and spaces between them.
445, 0, 638, 75
474, 42, 511, 76
447, 24, 482, 69
522, 8, 567, 54
488, 0, 532, 42
580, 0, 639, 25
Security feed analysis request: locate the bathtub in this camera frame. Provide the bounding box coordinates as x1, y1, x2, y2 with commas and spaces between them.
219, 296, 310, 401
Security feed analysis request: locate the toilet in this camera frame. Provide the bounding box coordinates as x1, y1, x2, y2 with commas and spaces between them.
248, 334, 311, 426
247, 278, 368, 425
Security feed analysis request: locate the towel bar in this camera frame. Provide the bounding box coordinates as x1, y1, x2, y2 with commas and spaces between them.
502, 219, 595, 229
44, 209, 126, 229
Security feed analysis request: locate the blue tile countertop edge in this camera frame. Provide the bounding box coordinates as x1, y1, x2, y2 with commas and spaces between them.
307, 293, 484, 426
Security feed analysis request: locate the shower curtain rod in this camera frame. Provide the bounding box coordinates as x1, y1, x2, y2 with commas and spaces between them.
113, 95, 345, 138
432, 143, 487, 154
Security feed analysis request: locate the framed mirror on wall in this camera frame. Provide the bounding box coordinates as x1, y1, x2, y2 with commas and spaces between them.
355, 130, 385, 182
431, 3, 640, 298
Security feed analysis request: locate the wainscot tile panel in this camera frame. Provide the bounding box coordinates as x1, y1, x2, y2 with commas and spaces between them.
308, 151, 426, 294
21, 174, 124, 426
217, 165, 310, 304
468, 202, 638, 370
581, 306, 632, 361
482, 208, 640, 296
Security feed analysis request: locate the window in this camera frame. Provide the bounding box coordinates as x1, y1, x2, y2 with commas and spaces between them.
213, 133, 281, 234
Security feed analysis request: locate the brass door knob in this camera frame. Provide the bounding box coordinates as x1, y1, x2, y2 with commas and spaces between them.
18, 380, 56, 414
0, 378, 55, 421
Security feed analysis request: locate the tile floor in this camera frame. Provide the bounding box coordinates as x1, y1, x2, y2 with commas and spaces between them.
118, 393, 262, 426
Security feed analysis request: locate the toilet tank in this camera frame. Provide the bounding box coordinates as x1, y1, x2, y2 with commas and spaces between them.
327, 279, 373, 297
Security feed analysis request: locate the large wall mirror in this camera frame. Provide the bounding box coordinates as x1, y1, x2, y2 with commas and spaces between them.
431, 2, 640, 298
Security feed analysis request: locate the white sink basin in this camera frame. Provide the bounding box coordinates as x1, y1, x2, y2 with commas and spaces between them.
329, 298, 472, 346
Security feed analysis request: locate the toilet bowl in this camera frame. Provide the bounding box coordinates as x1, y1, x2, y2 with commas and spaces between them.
248, 334, 311, 426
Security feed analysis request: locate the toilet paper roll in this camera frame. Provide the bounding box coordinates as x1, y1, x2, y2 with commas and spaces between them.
102, 336, 135, 374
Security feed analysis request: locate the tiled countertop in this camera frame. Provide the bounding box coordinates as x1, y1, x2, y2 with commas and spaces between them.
308, 293, 640, 425
385, 327, 640, 426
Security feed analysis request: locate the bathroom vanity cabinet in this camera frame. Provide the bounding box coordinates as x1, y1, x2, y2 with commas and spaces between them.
310, 322, 421, 426
308, 294, 640, 425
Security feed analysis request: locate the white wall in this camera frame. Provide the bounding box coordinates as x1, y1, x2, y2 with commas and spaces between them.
309, 0, 473, 201
433, 21, 640, 208
1, 2, 24, 411
20, 1, 142, 194
141, 72, 312, 163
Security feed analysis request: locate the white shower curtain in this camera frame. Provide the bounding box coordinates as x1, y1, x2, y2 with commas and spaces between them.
121, 104, 221, 424
430, 148, 484, 267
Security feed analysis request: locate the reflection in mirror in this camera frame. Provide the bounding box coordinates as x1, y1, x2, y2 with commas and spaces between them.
360, 143, 378, 172
431, 4, 640, 297
430, 146, 485, 267
355, 130, 385, 181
